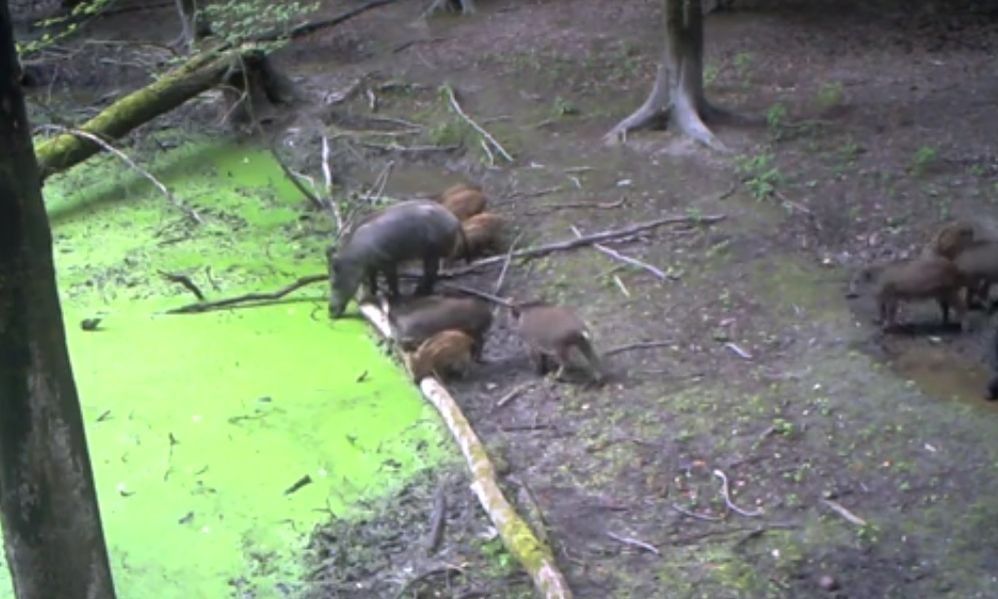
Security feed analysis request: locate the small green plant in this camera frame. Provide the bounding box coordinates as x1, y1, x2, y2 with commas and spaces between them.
704, 63, 720, 86
479, 538, 516, 575
910, 145, 938, 176
552, 96, 580, 118
733, 51, 754, 78
735, 152, 783, 200
857, 521, 881, 544
204, 0, 319, 48
839, 139, 861, 163
17, 0, 117, 57
766, 103, 788, 138
427, 120, 465, 146
968, 163, 987, 177
815, 81, 844, 111
772, 417, 795, 436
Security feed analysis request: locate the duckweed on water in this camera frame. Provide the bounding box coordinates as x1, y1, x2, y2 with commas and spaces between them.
0, 140, 448, 598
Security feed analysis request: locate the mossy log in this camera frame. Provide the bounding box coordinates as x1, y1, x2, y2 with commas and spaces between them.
358, 303, 574, 599
34, 49, 238, 180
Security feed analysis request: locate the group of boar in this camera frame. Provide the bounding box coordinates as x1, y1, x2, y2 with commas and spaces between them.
863, 220, 998, 399
327, 183, 604, 384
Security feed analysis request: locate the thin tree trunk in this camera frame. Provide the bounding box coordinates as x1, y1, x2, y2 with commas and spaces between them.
0, 1, 117, 597
605, 0, 725, 150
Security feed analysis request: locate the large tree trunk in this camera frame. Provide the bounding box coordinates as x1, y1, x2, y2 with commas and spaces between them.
605, 0, 725, 150
0, 1, 117, 597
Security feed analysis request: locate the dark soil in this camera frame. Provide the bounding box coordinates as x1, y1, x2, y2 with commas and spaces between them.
22, 0, 998, 597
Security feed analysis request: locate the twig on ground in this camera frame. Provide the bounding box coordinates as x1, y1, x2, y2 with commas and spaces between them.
821, 499, 867, 527
494, 231, 525, 294
320, 135, 344, 232
37, 125, 202, 224
425, 482, 447, 555
527, 198, 624, 214
392, 36, 447, 54
672, 504, 725, 522
479, 138, 495, 167
442, 84, 513, 162
269, 145, 326, 211
571, 224, 670, 282
507, 185, 564, 200
612, 275, 630, 297
496, 381, 537, 408
435, 282, 513, 306
158, 270, 205, 301
394, 565, 463, 599
604, 340, 675, 356
724, 342, 753, 360
606, 531, 661, 556
360, 141, 460, 154
362, 160, 395, 204
284, 474, 312, 495
444, 213, 726, 277
166, 274, 326, 314
714, 469, 764, 518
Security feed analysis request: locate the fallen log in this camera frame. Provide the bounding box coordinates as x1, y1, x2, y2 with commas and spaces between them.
35, 49, 233, 179
358, 303, 574, 599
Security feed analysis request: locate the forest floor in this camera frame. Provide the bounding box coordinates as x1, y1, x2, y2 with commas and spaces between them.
22, 0, 998, 597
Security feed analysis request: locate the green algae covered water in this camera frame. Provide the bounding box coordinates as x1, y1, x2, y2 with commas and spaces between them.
0, 140, 448, 598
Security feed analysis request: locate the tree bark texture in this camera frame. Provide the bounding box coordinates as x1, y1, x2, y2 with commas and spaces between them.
0, 2, 117, 598
605, 0, 724, 149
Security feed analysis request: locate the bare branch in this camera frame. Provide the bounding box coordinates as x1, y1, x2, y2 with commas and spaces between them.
37, 125, 202, 224
442, 84, 513, 162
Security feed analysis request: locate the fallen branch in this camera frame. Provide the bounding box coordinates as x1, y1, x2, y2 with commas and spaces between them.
571, 224, 669, 282
359, 303, 573, 599
508, 186, 564, 201
494, 231, 524, 295
438, 283, 513, 307
821, 499, 867, 527
603, 340, 675, 356
714, 470, 764, 518
158, 270, 205, 301
394, 564, 463, 599
166, 214, 724, 315
527, 198, 624, 215
672, 504, 725, 522
441, 84, 513, 163
496, 381, 537, 409
425, 483, 447, 556
446, 213, 726, 276
38, 125, 203, 224
165, 274, 326, 314
606, 531, 661, 556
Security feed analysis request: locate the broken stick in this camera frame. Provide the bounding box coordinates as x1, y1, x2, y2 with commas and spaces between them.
442, 84, 513, 163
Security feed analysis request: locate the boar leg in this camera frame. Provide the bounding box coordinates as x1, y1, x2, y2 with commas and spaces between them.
416, 254, 440, 295
988, 376, 998, 400
471, 335, 486, 362
574, 337, 605, 383
944, 288, 968, 332
384, 263, 400, 299
527, 348, 547, 375
880, 296, 897, 331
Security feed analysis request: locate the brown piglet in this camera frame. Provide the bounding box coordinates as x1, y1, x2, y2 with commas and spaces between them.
512, 301, 603, 382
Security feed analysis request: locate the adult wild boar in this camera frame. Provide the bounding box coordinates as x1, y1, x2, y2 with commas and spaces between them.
328, 201, 466, 318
